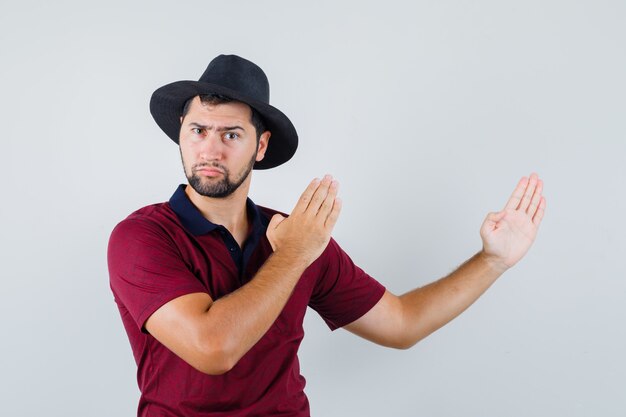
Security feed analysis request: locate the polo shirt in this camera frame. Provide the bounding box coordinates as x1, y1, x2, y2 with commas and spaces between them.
108, 184, 386, 417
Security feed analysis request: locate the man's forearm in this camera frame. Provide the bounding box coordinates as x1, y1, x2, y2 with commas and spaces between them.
399, 251, 506, 346
143, 177, 341, 376
201, 249, 309, 370
205, 177, 339, 367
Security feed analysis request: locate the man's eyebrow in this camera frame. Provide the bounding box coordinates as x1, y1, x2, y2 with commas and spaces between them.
188, 122, 245, 131
188, 122, 208, 129
217, 125, 245, 132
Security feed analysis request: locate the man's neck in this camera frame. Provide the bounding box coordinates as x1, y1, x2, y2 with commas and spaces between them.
184, 181, 252, 247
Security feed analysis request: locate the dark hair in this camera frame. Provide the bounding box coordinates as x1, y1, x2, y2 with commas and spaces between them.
181, 94, 266, 142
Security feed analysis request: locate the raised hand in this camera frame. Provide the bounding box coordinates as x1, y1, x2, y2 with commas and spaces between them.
480, 173, 546, 272
266, 175, 342, 267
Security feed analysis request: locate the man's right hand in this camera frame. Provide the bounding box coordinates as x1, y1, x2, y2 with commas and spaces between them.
266, 175, 342, 267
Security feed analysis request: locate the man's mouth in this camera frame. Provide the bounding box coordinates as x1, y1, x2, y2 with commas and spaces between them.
196, 167, 224, 176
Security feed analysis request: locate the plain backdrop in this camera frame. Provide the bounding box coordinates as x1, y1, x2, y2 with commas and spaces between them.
1, 1, 624, 416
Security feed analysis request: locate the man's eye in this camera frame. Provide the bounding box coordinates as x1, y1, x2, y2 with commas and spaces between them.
224, 132, 240, 140
192, 128, 203, 135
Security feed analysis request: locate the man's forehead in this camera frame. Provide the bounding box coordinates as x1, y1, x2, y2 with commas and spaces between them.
188, 96, 252, 116
184, 97, 252, 126
187, 121, 245, 132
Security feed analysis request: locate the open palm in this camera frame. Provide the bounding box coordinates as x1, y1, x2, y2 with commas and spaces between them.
480, 173, 546, 271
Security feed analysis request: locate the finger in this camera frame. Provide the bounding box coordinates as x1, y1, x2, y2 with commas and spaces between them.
268, 213, 286, 230
306, 175, 333, 214
504, 176, 529, 211
480, 211, 506, 234
532, 196, 546, 226
317, 180, 339, 219
487, 211, 506, 223
294, 178, 321, 214
324, 197, 342, 230
526, 178, 543, 216
517, 173, 538, 211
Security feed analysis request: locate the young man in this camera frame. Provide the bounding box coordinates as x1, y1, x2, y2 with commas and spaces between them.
108, 54, 546, 416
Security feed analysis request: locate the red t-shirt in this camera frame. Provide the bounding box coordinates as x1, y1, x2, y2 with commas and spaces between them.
108, 185, 386, 416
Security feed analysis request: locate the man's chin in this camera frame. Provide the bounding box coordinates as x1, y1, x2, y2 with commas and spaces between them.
188, 176, 233, 198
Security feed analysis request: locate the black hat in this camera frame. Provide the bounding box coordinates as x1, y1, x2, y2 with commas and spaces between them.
150, 54, 298, 170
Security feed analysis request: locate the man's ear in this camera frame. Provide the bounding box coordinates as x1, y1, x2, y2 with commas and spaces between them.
255, 131, 271, 162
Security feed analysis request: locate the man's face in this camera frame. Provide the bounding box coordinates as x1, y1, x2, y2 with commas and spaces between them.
179, 97, 269, 198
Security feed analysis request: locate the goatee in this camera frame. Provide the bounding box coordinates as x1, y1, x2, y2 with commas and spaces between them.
184, 150, 257, 198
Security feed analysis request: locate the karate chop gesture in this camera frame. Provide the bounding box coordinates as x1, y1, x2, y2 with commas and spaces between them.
480, 173, 546, 272
267, 175, 342, 267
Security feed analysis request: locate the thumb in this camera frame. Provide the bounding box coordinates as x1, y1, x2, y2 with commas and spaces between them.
268, 213, 286, 230
481, 211, 506, 234
486, 211, 506, 223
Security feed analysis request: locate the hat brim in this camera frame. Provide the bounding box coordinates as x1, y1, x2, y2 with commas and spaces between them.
150, 81, 298, 170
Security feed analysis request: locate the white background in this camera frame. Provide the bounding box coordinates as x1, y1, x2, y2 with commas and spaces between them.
1, 1, 624, 416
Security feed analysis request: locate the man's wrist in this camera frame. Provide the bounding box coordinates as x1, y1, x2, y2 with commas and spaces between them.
270, 248, 313, 271
476, 250, 509, 275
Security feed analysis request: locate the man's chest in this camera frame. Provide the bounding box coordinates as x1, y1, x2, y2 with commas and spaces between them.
173, 232, 321, 334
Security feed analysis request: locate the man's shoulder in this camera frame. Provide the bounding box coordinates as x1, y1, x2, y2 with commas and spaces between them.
110, 201, 180, 241
127, 201, 172, 220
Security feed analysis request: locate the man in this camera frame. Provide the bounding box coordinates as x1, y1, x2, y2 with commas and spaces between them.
108, 54, 546, 416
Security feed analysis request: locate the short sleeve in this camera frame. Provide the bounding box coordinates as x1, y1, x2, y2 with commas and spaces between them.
107, 217, 208, 333
308, 238, 386, 330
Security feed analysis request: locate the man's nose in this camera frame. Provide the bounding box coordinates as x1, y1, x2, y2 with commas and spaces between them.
198, 133, 225, 160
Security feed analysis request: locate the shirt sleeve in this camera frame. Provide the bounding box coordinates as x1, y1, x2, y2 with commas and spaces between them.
107, 217, 209, 333
308, 238, 386, 331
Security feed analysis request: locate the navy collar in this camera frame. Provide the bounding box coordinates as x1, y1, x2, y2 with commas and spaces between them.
168, 184, 268, 236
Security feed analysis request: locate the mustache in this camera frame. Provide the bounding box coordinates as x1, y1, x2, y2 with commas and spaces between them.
192, 162, 228, 172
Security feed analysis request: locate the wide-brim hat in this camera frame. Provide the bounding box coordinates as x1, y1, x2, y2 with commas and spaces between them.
150, 54, 298, 170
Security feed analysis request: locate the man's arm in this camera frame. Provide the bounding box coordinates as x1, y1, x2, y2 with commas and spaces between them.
345, 173, 546, 349
145, 176, 341, 374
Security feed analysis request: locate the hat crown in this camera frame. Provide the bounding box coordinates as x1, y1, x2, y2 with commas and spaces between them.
150, 54, 297, 169
199, 54, 270, 104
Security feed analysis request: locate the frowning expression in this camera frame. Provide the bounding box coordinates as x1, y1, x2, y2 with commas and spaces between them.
179, 96, 269, 198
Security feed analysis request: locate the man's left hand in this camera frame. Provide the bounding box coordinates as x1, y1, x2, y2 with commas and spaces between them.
479, 172, 546, 273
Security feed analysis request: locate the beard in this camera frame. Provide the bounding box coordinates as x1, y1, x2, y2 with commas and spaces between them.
183, 149, 257, 198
